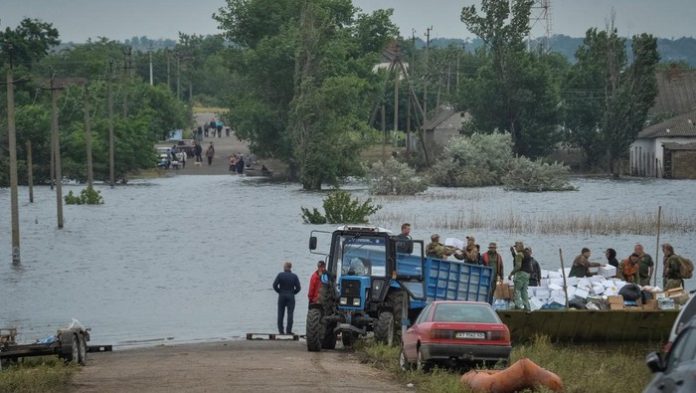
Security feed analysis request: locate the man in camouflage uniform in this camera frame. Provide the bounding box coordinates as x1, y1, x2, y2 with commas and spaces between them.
426, 234, 452, 259
634, 244, 654, 286
482, 242, 504, 298
662, 243, 684, 290
508, 241, 531, 311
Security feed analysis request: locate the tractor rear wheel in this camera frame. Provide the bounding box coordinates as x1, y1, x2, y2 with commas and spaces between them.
306, 308, 324, 352
374, 311, 394, 346
387, 290, 408, 345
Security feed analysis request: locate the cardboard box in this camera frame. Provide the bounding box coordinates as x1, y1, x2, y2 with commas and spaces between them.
574, 287, 590, 299
535, 288, 551, 299
609, 303, 624, 310
607, 295, 624, 304
599, 265, 617, 278
643, 299, 658, 311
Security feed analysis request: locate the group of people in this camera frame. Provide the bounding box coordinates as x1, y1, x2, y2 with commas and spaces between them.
272, 260, 327, 335
199, 118, 229, 138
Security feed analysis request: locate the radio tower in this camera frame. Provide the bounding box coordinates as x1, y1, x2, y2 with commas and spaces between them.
530, 0, 552, 52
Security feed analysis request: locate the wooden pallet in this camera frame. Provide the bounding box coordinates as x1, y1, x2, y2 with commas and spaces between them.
245, 333, 301, 341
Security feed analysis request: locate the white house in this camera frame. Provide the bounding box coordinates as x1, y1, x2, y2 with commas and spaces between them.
630, 109, 696, 178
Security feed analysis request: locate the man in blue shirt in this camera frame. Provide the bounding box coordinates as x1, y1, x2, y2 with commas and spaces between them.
273, 262, 301, 335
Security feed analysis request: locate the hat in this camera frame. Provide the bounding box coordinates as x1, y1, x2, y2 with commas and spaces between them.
488, 242, 497, 248
431, 234, 440, 241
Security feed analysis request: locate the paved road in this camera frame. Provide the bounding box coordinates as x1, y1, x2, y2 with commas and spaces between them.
70, 341, 407, 393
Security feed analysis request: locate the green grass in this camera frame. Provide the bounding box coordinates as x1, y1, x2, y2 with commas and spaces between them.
0, 357, 75, 393
356, 336, 658, 393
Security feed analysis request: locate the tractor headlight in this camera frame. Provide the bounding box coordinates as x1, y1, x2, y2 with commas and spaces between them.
353, 298, 361, 306
340, 297, 348, 305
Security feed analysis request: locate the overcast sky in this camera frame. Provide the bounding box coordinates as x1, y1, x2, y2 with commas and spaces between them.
1, 0, 694, 43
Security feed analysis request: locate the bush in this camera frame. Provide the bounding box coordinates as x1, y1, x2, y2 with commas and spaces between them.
501, 157, 576, 192
301, 190, 381, 224
366, 158, 428, 195
430, 133, 574, 191
64, 186, 104, 205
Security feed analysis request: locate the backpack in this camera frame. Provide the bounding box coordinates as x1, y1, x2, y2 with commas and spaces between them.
678, 255, 694, 279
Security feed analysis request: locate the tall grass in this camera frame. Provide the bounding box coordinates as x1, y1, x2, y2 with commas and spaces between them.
0, 357, 75, 393
372, 210, 695, 235
356, 336, 657, 393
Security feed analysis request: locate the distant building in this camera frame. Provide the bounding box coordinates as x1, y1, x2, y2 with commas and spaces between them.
422, 106, 471, 154
630, 109, 696, 178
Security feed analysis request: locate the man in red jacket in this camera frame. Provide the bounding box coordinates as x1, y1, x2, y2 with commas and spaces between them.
308, 261, 326, 304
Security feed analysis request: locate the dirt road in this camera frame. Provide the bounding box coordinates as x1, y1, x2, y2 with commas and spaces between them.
70, 340, 408, 393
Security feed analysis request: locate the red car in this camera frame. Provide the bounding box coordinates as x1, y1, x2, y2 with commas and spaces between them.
400, 301, 511, 371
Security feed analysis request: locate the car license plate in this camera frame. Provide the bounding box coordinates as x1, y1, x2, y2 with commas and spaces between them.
455, 332, 486, 340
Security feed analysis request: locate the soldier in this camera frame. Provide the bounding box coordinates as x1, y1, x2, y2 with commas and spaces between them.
525, 247, 542, 287
425, 234, 452, 259
662, 243, 684, 290
569, 248, 602, 277
454, 236, 479, 264
508, 241, 531, 311
482, 242, 504, 297
634, 244, 654, 285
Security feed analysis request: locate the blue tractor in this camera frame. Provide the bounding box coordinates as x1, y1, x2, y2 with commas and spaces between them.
306, 226, 494, 351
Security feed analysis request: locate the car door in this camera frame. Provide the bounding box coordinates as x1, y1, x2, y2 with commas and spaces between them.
653, 327, 696, 393
404, 304, 432, 360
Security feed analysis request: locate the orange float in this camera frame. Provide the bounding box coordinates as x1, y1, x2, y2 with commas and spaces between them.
461, 358, 564, 393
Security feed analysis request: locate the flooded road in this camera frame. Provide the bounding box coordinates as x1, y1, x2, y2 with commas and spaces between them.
1, 176, 695, 346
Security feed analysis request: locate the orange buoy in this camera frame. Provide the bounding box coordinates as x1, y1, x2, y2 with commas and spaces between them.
461, 358, 564, 393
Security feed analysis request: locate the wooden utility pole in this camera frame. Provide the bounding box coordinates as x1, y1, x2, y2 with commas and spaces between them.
654, 206, 662, 287
393, 57, 400, 150
26, 140, 34, 203
423, 26, 432, 123
50, 136, 55, 190
6, 65, 21, 264
83, 86, 94, 187
406, 92, 411, 154
381, 104, 387, 162
166, 49, 171, 89
122, 47, 132, 117
49, 77, 64, 229
149, 48, 154, 86
176, 53, 181, 100
108, 62, 116, 188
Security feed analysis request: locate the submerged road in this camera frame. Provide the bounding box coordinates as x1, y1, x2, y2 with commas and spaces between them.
70, 341, 407, 393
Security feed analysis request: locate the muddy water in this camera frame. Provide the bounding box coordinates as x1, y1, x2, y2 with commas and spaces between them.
1, 176, 695, 347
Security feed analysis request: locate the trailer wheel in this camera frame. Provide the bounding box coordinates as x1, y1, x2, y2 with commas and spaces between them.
321, 322, 337, 350
306, 308, 324, 352
374, 311, 394, 346
77, 333, 88, 365
60, 333, 79, 364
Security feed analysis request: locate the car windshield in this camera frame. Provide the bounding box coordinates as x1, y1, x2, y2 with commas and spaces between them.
432, 303, 499, 323
332, 235, 387, 278
668, 326, 696, 371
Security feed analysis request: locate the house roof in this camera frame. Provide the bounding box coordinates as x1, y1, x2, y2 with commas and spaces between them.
650, 68, 696, 116
637, 109, 696, 139
663, 142, 696, 151
423, 107, 458, 131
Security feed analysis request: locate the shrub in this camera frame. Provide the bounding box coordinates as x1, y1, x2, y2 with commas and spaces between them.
501, 157, 576, 192
301, 190, 381, 224
366, 158, 428, 195
64, 186, 104, 205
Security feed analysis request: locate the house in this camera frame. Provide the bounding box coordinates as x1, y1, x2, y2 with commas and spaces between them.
630, 109, 696, 178
422, 106, 471, 154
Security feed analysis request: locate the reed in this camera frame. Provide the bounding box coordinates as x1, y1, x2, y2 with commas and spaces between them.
372, 210, 696, 235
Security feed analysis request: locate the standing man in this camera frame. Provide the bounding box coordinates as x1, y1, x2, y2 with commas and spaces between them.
634, 244, 654, 286
569, 248, 602, 277
308, 261, 326, 305
206, 142, 215, 166
395, 223, 413, 254
482, 242, 504, 297
194, 141, 203, 166
662, 243, 684, 290
273, 262, 301, 335
526, 247, 542, 287
508, 241, 531, 311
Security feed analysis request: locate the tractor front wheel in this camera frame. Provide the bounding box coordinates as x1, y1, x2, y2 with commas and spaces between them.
374, 311, 394, 346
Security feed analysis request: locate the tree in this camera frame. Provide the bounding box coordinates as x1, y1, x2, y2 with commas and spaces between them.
459, 0, 561, 157
564, 26, 659, 173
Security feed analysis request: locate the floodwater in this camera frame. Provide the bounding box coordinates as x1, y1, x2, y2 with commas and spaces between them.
1, 176, 695, 347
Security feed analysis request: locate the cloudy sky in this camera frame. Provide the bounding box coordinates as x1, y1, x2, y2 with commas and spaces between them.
1, 0, 694, 42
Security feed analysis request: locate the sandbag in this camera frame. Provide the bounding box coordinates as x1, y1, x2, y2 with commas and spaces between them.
461, 358, 564, 393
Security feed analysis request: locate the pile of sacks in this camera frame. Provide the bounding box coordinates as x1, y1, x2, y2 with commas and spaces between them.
493, 265, 680, 311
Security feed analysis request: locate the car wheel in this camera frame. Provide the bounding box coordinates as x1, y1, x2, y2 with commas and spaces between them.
416, 347, 431, 372
399, 346, 412, 371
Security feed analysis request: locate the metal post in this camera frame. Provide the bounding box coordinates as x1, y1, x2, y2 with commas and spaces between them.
108, 62, 115, 188
7, 67, 21, 264
654, 206, 662, 287
559, 249, 569, 309
51, 79, 64, 229
84, 86, 94, 188
26, 140, 34, 203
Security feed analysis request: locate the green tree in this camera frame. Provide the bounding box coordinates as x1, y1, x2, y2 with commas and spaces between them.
459, 0, 562, 157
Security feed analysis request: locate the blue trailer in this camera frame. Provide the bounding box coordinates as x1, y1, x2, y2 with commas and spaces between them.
306, 226, 493, 351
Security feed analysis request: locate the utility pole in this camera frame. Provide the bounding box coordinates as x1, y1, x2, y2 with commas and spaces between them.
166, 49, 171, 90
176, 53, 181, 100
84, 86, 94, 187
108, 61, 116, 188
381, 103, 387, 162
123, 47, 132, 117
6, 60, 21, 264
26, 140, 34, 203
406, 92, 411, 154
393, 48, 400, 150
149, 46, 154, 86
423, 26, 433, 123
49, 76, 64, 229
